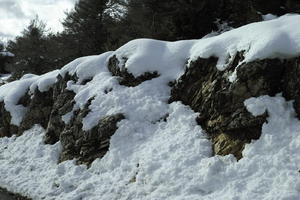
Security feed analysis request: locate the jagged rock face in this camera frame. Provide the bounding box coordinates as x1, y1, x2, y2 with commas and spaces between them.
0, 72, 125, 165
44, 74, 76, 145
0, 102, 18, 137
60, 111, 125, 165
18, 89, 54, 135
282, 57, 300, 116
42, 74, 125, 165
170, 55, 299, 159
108, 55, 159, 87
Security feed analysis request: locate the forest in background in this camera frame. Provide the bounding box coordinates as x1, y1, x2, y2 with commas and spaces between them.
0, 0, 297, 80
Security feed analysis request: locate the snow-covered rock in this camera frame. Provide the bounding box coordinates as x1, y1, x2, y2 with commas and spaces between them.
0, 14, 300, 200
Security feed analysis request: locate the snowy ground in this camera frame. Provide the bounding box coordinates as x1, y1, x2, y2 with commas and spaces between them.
0, 96, 299, 200
0, 15, 300, 200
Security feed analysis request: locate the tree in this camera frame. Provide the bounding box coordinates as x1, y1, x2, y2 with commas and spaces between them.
6, 17, 63, 77
0, 41, 14, 74
62, 0, 110, 56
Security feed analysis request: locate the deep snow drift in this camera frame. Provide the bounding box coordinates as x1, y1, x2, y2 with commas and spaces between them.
0, 14, 300, 200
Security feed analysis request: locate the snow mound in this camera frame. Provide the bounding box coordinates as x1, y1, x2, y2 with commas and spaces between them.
112, 39, 195, 81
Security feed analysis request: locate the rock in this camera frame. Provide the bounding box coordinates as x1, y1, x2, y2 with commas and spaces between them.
59, 110, 125, 166
44, 74, 76, 144
170, 54, 290, 159
282, 57, 300, 116
0, 102, 19, 138
18, 89, 54, 135
212, 133, 246, 160
108, 55, 159, 87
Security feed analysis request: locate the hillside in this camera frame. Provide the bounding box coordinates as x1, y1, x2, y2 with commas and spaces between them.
0, 14, 300, 200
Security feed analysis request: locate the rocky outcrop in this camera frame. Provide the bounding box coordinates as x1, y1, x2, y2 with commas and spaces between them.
0, 72, 125, 165
282, 58, 300, 116
44, 74, 76, 145
2, 3, 300, 164
170, 55, 300, 159
18, 89, 53, 135
0, 102, 18, 138
60, 112, 125, 165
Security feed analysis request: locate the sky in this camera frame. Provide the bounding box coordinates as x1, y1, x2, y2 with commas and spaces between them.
0, 0, 77, 42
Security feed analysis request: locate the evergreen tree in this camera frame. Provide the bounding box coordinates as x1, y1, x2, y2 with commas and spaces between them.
62, 0, 110, 56
0, 42, 7, 73
6, 18, 62, 77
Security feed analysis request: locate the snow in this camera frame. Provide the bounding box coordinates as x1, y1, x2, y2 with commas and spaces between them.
262, 13, 278, 21
0, 14, 300, 199
0, 51, 15, 57
1, 14, 300, 125
0, 71, 58, 126
112, 38, 195, 81
190, 14, 300, 71
0, 96, 299, 200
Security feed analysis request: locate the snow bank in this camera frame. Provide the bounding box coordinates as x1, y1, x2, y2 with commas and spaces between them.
0, 96, 299, 200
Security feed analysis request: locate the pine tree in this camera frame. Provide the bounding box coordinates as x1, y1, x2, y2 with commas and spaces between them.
6, 18, 58, 76
62, 0, 110, 56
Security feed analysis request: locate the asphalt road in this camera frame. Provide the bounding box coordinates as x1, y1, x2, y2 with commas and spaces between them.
0, 188, 29, 200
